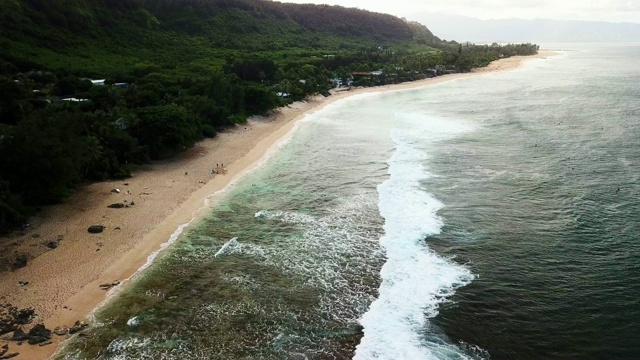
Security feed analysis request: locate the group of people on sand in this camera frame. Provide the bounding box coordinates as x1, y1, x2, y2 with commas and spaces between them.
210, 163, 226, 175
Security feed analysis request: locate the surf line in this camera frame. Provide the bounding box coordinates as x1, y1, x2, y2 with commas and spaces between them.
354, 128, 474, 359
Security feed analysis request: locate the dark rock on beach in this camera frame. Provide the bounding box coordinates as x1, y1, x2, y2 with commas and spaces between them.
1, 306, 35, 339
99, 281, 120, 290
12, 308, 34, 325
46, 241, 58, 249
0, 352, 19, 359
68, 320, 88, 334
87, 225, 105, 234
53, 326, 68, 336
28, 324, 51, 340
13, 324, 53, 345
0, 323, 17, 336
12, 255, 28, 270
27, 336, 48, 345
10, 329, 28, 342
107, 203, 125, 209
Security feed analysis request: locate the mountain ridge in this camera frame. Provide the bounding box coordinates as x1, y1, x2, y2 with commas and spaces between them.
407, 13, 640, 43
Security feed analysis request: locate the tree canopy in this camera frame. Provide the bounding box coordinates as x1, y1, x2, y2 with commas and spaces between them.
0, 0, 538, 233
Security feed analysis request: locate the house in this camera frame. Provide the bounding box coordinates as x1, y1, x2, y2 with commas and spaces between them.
276, 92, 290, 98
352, 70, 383, 77
113, 82, 130, 88
91, 79, 106, 86
61, 97, 88, 102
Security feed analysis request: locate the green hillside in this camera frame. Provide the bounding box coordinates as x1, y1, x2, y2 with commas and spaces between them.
0, 0, 538, 233
0, 0, 440, 77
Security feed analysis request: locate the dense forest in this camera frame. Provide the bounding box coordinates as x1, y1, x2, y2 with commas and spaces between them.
0, 0, 539, 232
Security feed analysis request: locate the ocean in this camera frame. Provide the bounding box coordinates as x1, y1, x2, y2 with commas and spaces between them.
61, 45, 640, 359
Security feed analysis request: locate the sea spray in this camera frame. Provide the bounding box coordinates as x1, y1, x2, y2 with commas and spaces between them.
354, 125, 475, 359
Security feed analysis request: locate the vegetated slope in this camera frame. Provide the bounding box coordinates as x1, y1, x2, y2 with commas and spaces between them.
0, 0, 440, 76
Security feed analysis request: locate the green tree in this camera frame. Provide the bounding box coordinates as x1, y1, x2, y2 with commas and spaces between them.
0, 180, 25, 233
130, 104, 201, 159
242, 84, 279, 114
0, 110, 88, 204
51, 76, 92, 96
0, 78, 29, 125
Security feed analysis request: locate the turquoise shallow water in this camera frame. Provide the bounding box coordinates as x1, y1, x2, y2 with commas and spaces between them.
62, 45, 640, 359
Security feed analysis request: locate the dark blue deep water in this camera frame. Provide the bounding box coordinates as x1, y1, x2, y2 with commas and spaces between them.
426, 45, 640, 359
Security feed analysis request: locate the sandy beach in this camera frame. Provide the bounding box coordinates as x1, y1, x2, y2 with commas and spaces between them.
0, 51, 556, 359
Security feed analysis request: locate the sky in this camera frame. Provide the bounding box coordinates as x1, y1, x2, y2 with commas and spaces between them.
279, 0, 640, 24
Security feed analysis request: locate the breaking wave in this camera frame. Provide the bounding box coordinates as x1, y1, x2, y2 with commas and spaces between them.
355, 113, 476, 359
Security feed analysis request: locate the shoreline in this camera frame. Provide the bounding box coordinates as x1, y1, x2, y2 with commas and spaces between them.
0, 51, 557, 359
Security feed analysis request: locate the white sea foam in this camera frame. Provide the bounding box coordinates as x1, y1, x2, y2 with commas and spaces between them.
106, 337, 151, 355
126, 316, 141, 328
214, 237, 240, 257
245, 192, 386, 324
354, 113, 475, 360
254, 210, 316, 224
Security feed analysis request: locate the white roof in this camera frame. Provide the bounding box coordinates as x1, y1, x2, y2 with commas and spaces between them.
62, 97, 88, 102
